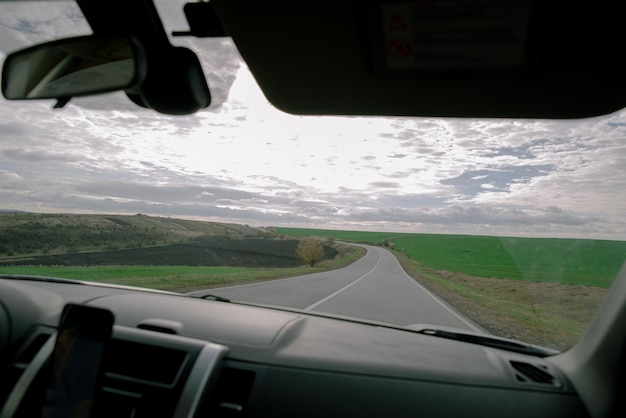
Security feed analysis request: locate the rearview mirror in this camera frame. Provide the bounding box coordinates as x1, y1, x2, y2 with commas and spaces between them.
1, 35, 144, 102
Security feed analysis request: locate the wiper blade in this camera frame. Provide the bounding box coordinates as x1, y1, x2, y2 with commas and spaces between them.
416, 328, 558, 357
198, 294, 231, 302
0, 274, 85, 285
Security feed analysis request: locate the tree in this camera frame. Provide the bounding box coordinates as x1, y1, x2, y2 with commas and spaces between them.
296, 239, 325, 267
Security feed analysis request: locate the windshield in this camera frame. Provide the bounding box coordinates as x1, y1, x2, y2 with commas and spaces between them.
0, 0, 624, 352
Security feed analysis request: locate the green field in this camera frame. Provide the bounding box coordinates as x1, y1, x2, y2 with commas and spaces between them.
0, 244, 366, 292
276, 228, 626, 288
0, 266, 249, 291
0, 265, 320, 291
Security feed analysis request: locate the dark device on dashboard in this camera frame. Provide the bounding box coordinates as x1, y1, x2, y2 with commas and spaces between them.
40, 304, 114, 418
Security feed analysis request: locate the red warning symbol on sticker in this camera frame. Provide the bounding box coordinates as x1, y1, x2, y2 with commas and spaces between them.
388, 14, 408, 30
387, 38, 413, 60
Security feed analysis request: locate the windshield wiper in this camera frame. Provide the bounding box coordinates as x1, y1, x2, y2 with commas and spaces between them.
197, 294, 231, 302
416, 328, 558, 357
0, 274, 85, 285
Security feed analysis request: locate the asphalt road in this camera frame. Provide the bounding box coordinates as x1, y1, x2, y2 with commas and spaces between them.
188, 245, 481, 332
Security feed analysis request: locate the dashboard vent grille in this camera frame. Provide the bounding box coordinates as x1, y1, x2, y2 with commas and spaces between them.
104, 339, 189, 387
510, 361, 559, 386
14, 332, 51, 365
0, 330, 53, 408
203, 367, 256, 416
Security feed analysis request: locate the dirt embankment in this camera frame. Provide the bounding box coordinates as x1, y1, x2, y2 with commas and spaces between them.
0, 239, 338, 268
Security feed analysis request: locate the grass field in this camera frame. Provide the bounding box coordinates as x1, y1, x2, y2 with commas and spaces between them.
0, 265, 296, 291
276, 228, 626, 288
0, 244, 365, 292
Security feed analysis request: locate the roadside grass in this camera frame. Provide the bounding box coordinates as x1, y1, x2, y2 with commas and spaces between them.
0, 244, 365, 293
277, 228, 626, 288
392, 235, 624, 288
394, 252, 607, 350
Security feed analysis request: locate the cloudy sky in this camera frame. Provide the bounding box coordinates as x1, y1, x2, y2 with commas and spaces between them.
1, 1, 625, 240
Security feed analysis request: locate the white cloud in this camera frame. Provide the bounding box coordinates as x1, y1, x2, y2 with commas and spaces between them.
0, 1, 625, 240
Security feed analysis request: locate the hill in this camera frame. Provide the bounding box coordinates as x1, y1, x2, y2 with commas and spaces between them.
0, 212, 265, 257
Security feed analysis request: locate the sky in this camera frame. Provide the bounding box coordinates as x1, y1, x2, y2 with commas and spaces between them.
1, 1, 626, 240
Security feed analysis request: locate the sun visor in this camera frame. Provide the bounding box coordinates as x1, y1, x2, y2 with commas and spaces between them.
212, 0, 626, 118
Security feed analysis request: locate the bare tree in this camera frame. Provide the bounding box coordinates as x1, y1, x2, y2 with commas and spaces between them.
296, 239, 325, 267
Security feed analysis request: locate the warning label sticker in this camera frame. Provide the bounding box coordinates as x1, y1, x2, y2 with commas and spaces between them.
379, 0, 531, 70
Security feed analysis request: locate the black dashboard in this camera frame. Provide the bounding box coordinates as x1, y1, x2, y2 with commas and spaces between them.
0, 278, 590, 418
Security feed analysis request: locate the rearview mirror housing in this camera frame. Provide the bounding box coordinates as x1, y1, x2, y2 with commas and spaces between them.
1, 35, 145, 103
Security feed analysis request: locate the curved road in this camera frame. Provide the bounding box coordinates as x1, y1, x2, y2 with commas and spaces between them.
188, 245, 481, 332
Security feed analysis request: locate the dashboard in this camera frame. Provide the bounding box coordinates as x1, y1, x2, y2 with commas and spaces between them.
0, 278, 590, 418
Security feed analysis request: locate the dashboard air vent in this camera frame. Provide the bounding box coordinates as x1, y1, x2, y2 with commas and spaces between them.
0, 329, 54, 417
202, 367, 256, 417
0, 331, 52, 404
14, 333, 52, 365
510, 361, 560, 387
104, 339, 189, 387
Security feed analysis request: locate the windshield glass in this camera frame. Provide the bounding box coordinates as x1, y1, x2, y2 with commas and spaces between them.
0, 1, 624, 352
